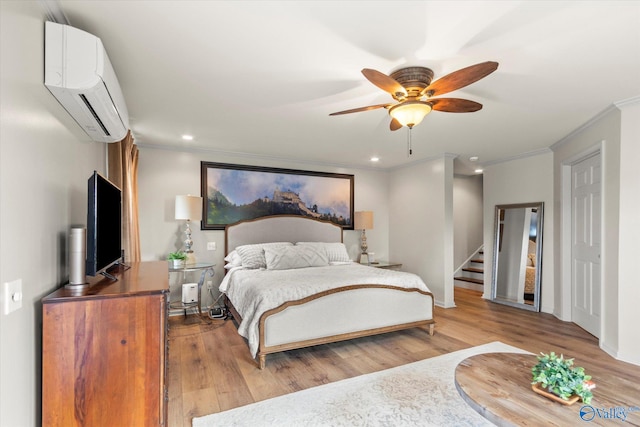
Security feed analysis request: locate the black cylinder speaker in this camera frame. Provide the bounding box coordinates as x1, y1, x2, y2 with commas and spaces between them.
68, 226, 87, 286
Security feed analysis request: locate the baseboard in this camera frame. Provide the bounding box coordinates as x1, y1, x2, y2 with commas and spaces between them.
454, 280, 484, 292
614, 351, 640, 366
600, 341, 620, 361
540, 304, 554, 315
435, 299, 457, 309
168, 307, 199, 317
601, 338, 640, 366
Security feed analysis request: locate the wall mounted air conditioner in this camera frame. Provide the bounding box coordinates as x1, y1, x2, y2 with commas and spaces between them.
44, 21, 129, 143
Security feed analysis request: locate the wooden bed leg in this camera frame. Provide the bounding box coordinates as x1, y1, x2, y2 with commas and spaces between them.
428, 323, 435, 336
258, 354, 266, 370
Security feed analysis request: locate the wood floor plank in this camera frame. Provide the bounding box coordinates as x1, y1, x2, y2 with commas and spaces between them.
181, 388, 220, 422
229, 343, 287, 403
201, 323, 255, 411
166, 334, 185, 427
168, 288, 640, 426
179, 334, 216, 393
304, 344, 367, 381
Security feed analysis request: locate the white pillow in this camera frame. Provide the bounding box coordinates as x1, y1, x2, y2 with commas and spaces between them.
295, 242, 351, 263
264, 245, 329, 270
235, 242, 293, 269
224, 250, 242, 267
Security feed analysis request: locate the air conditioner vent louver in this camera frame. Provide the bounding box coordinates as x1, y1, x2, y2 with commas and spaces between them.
79, 94, 111, 136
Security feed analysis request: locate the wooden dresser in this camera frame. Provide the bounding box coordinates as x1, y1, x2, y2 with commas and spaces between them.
42, 261, 169, 427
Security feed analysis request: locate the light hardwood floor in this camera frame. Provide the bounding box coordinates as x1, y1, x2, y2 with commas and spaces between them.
167, 288, 640, 426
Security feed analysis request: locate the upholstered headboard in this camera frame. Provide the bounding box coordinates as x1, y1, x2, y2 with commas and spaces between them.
225, 215, 343, 254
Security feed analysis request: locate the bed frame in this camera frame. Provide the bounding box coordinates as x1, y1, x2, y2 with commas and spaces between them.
224, 215, 435, 369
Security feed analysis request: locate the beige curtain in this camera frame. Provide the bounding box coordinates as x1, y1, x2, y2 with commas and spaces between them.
108, 130, 141, 263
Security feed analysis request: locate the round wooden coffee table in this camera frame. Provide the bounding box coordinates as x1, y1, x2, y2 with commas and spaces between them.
455, 353, 590, 426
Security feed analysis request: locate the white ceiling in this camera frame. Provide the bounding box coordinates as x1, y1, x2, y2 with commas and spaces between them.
54, 1, 640, 173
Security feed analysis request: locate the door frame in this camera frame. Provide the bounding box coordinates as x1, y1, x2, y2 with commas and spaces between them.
560, 142, 604, 329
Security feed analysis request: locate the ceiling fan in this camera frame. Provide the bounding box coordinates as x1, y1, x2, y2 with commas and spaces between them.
330, 61, 499, 130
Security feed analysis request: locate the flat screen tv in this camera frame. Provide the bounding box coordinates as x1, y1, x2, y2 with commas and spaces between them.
86, 171, 122, 277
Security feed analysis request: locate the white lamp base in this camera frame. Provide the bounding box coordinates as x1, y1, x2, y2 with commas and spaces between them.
358, 253, 370, 265
185, 251, 196, 265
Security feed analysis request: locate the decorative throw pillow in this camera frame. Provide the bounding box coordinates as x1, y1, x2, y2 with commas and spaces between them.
264, 245, 329, 270
235, 242, 293, 269
224, 250, 242, 269
296, 242, 351, 263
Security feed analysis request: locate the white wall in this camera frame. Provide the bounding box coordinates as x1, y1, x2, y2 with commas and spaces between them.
616, 101, 640, 364
0, 2, 107, 425
453, 174, 483, 271
137, 146, 390, 309
552, 101, 640, 365
483, 151, 554, 313
552, 108, 621, 358
389, 155, 455, 308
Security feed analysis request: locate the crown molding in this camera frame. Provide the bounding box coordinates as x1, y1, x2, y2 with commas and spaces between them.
136, 138, 464, 174
38, 0, 69, 24
135, 142, 392, 173
614, 95, 640, 108
550, 97, 639, 152
482, 147, 552, 167
550, 104, 617, 151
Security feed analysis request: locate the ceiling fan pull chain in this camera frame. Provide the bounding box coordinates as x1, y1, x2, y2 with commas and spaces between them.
407, 127, 413, 156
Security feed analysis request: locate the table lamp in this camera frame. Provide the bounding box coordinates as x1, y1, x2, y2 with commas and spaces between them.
354, 211, 373, 264
175, 195, 202, 263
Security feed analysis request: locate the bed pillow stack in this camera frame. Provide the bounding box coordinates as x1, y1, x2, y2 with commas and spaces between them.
225, 241, 352, 270
232, 242, 293, 269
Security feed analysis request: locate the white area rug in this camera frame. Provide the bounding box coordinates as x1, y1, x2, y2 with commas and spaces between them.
193, 341, 530, 427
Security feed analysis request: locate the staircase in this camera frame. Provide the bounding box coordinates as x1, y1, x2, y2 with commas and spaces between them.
454, 249, 484, 292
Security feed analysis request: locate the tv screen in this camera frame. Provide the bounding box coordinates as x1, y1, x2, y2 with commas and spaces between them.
86, 171, 122, 276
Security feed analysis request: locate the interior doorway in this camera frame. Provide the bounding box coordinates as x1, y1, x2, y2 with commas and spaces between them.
452, 172, 484, 298
569, 151, 602, 337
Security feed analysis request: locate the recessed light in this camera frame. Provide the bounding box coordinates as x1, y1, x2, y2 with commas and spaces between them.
182, 134, 194, 141
370, 157, 380, 162
469, 156, 479, 162
475, 168, 483, 174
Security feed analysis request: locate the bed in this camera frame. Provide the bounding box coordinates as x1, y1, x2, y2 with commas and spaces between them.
221, 215, 435, 369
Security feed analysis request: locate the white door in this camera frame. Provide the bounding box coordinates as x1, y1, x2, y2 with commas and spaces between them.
571, 153, 601, 337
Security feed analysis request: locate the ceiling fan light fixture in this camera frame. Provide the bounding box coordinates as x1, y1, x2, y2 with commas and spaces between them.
389, 101, 432, 128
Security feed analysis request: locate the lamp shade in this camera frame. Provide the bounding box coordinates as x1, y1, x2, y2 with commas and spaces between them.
389, 101, 432, 128
175, 195, 202, 221
354, 211, 373, 230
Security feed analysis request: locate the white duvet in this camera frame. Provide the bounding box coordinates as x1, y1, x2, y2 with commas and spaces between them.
220, 263, 431, 357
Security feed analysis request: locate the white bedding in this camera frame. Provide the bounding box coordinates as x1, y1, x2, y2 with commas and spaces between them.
220, 263, 431, 357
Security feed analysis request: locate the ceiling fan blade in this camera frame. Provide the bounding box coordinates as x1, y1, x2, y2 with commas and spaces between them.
423, 61, 498, 97
390, 118, 402, 131
362, 69, 407, 98
329, 103, 391, 116
430, 98, 483, 112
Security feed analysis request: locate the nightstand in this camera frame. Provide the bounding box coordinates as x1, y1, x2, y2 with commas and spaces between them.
369, 261, 402, 270
168, 262, 215, 316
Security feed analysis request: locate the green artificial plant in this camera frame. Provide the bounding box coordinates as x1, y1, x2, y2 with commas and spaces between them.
531, 352, 594, 404
167, 251, 187, 261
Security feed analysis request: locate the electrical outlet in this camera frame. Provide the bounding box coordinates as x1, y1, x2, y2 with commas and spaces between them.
206, 280, 213, 290
3, 279, 22, 315
207, 242, 216, 251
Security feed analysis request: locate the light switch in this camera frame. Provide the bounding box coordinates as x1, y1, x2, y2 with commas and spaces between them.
3, 279, 22, 315
207, 242, 216, 251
